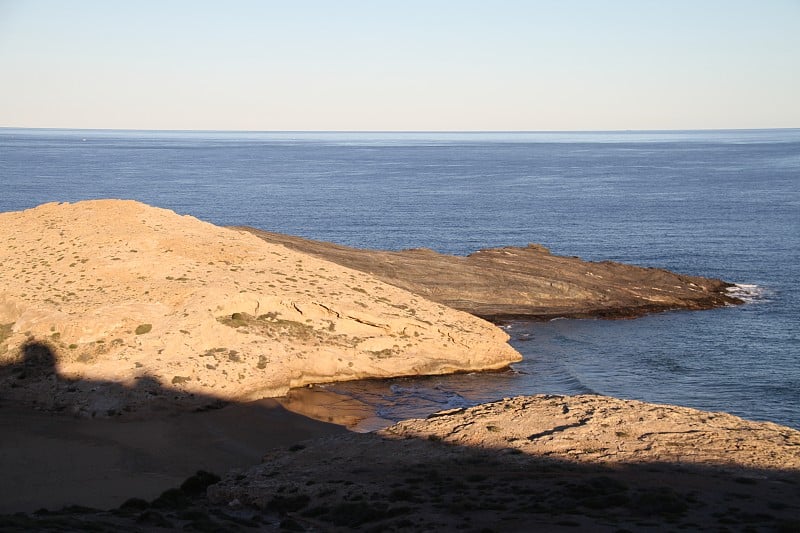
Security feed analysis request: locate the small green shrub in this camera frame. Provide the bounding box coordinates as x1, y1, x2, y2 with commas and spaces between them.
117, 498, 149, 513
179, 470, 220, 497
368, 348, 394, 358
135, 324, 152, 335
76, 352, 95, 363
150, 488, 189, 510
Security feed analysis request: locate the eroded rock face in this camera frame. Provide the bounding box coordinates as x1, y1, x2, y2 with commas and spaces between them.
239, 228, 742, 320
383, 394, 800, 470
0, 200, 520, 416
208, 395, 800, 531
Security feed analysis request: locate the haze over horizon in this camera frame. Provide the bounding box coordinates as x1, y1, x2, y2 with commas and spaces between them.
1, 0, 798, 131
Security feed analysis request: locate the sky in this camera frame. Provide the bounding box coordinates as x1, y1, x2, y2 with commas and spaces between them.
0, 0, 798, 131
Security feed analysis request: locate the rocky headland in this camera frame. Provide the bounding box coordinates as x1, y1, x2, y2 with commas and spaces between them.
0, 200, 742, 417
2, 200, 794, 532
236, 228, 741, 321
0, 200, 518, 417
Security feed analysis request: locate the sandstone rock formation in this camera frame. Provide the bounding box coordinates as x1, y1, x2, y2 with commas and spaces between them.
207, 394, 800, 531
385, 394, 800, 469
0, 200, 520, 416
238, 228, 741, 320
6, 395, 798, 530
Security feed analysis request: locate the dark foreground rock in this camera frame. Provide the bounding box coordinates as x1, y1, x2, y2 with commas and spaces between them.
11, 395, 798, 532
205, 394, 800, 532
236, 228, 742, 321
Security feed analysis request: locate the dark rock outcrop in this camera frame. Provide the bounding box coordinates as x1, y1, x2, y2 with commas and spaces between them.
235, 228, 742, 321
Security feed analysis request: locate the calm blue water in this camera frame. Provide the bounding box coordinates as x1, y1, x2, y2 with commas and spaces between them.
2, 128, 799, 429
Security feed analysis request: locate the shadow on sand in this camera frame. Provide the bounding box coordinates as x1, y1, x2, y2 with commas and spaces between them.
0, 340, 346, 513
1, 341, 799, 531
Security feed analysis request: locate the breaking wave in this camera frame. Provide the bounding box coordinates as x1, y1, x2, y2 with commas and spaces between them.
726, 283, 766, 303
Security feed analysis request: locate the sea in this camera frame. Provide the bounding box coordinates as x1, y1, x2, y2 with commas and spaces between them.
1, 128, 798, 430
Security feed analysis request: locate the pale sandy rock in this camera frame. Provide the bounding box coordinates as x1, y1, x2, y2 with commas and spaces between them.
383, 394, 800, 470
0, 200, 520, 415
207, 394, 800, 531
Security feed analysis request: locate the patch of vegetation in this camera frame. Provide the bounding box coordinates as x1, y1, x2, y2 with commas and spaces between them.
564, 476, 630, 510
633, 486, 690, 517
228, 312, 248, 327
0, 322, 13, 356
135, 324, 152, 335
267, 493, 310, 514
218, 312, 315, 341
76, 352, 95, 363
202, 347, 228, 357
304, 501, 410, 527
135, 509, 174, 528
179, 470, 221, 497
117, 497, 149, 514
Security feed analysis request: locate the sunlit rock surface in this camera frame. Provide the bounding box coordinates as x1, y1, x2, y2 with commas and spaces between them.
0, 200, 519, 416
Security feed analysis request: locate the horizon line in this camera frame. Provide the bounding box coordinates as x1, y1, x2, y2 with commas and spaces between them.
2, 126, 799, 135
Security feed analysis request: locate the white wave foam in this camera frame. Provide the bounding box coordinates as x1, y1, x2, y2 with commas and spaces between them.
443, 393, 470, 409
726, 283, 766, 303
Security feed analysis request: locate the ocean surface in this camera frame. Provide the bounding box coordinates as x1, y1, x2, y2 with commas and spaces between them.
1, 128, 798, 429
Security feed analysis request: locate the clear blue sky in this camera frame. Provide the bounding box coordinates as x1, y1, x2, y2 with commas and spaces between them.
1, 0, 798, 131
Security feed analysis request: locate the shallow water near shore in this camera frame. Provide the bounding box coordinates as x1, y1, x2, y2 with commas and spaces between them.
2, 128, 798, 429
324, 302, 800, 432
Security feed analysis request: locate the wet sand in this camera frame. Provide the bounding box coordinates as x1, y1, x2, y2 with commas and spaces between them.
0, 399, 345, 513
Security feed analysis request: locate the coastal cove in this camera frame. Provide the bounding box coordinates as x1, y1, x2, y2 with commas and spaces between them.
3, 2, 799, 526
2, 128, 797, 429
1, 131, 799, 529
4, 199, 794, 527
